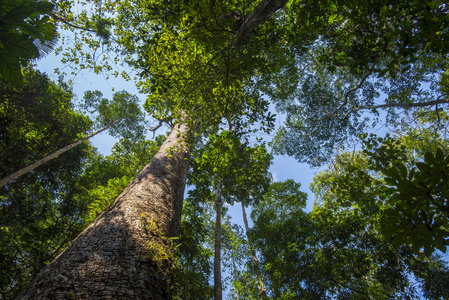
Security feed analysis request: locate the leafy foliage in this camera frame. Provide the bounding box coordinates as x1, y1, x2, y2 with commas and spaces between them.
272, 49, 449, 165
189, 131, 272, 206
362, 133, 449, 256
0, 0, 56, 85
246, 178, 449, 299
0, 70, 93, 298
0, 69, 92, 187
249, 180, 312, 299
81, 90, 147, 140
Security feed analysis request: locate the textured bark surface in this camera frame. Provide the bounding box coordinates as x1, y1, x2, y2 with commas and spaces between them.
17, 123, 191, 300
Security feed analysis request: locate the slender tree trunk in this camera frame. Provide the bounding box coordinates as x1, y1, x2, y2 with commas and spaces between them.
214, 183, 223, 300
241, 203, 268, 299
232, 251, 241, 300
0, 118, 124, 188
17, 122, 191, 300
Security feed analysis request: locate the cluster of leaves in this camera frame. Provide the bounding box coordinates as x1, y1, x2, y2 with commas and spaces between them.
261, 0, 449, 166
271, 57, 376, 166
51, 0, 287, 136
81, 89, 147, 140
271, 49, 449, 166
189, 131, 272, 206
46, 0, 449, 155
362, 132, 449, 255
0, 69, 92, 181
0, 0, 56, 85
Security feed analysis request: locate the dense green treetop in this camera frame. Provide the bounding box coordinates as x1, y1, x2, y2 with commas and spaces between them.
189, 131, 272, 206
0, 69, 92, 184
244, 177, 449, 299
81, 89, 147, 140
310, 113, 449, 256
272, 47, 449, 165
0, 70, 92, 298
48, 0, 449, 166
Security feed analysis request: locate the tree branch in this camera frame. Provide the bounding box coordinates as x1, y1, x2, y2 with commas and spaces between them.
51, 13, 96, 33
230, 0, 289, 48
313, 96, 449, 125
334, 64, 375, 113
0, 117, 124, 188
353, 96, 449, 113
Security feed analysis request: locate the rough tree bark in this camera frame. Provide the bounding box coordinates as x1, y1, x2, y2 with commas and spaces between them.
17, 122, 191, 300
0, 117, 124, 188
242, 203, 267, 299
214, 183, 223, 300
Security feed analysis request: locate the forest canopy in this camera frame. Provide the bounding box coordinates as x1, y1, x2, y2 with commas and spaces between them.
0, 0, 448, 299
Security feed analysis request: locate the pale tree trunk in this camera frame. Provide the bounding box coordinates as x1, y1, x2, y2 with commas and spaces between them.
0, 117, 124, 188
214, 183, 223, 300
17, 122, 191, 300
232, 251, 241, 300
242, 203, 267, 299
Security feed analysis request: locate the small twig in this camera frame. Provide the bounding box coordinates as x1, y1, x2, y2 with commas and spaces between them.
52, 13, 96, 33
334, 64, 375, 114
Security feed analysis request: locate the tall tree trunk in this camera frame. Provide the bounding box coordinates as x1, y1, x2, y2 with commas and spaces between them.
17, 122, 191, 300
14, 0, 289, 296
232, 251, 241, 300
0, 117, 124, 188
241, 203, 267, 299
214, 183, 223, 300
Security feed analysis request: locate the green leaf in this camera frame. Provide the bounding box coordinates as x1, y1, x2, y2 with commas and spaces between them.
416, 162, 429, 172
424, 152, 435, 164
435, 147, 445, 163
0, 48, 23, 85
0, 32, 39, 60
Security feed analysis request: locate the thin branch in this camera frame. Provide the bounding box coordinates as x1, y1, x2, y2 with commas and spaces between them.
353, 96, 449, 112
148, 119, 165, 132
313, 96, 449, 125
51, 13, 96, 33
335, 64, 375, 113
0, 117, 124, 188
